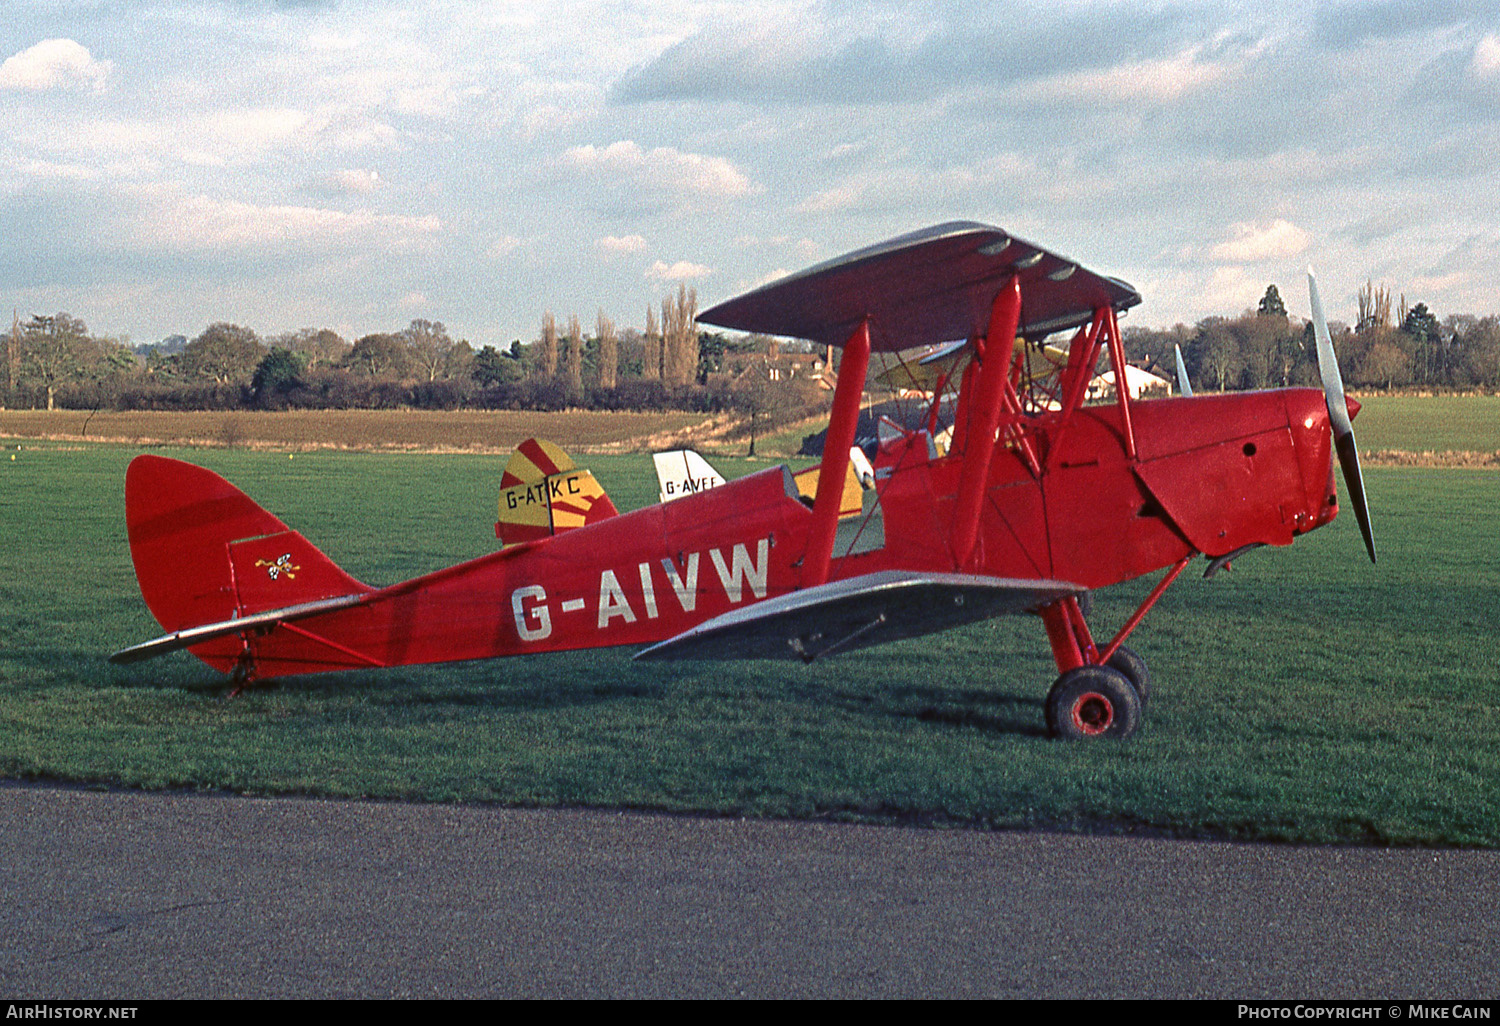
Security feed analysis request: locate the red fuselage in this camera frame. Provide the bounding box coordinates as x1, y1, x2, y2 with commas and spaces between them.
185, 387, 1342, 679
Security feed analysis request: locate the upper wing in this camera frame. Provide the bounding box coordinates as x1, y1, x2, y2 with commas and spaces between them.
698, 221, 1140, 352
634, 570, 1081, 663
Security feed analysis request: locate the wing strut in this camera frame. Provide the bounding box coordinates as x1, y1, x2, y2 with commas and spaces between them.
950, 276, 1022, 570
801, 319, 871, 587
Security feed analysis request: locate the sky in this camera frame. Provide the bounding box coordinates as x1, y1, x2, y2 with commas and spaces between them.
3, 0, 1499, 348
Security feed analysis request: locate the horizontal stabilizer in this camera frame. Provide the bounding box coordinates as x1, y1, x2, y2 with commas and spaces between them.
109, 593, 368, 665
634, 571, 1081, 663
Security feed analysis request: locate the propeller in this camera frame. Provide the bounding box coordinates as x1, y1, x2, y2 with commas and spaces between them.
1307, 267, 1377, 563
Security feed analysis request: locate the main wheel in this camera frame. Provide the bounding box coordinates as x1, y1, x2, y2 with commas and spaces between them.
1046, 665, 1142, 740
1105, 645, 1150, 707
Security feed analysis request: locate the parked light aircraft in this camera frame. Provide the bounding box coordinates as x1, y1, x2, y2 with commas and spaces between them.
112, 222, 1373, 738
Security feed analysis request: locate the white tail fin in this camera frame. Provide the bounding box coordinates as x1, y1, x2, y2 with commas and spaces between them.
653, 450, 727, 504
1174, 343, 1193, 397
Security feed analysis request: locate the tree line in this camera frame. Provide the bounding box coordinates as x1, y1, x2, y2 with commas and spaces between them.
8, 281, 1500, 416
1123, 284, 1500, 393
2, 284, 830, 437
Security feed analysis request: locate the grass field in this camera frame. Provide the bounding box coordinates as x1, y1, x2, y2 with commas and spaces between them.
2, 439, 1497, 845
1350, 394, 1500, 454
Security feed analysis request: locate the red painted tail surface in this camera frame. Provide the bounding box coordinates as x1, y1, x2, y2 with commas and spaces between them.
124, 456, 372, 644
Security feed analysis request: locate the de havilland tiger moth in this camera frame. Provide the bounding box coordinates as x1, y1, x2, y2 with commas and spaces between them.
111, 221, 1374, 739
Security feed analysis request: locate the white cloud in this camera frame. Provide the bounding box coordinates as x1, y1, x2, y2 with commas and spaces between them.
746, 267, 792, 290
1209, 220, 1312, 263
796, 153, 1090, 215
53, 108, 316, 170
596, 234, 648, 254
308, 168, 383, 197
7, 2, 1500, 346
1010, 46, 1243, 106
1469, 34, 1500, 82
646, 259, 712, 282
796, 184, 863, 214
562, 141, 760, 200
0, 39, 112, 93
135, 193, 441, 255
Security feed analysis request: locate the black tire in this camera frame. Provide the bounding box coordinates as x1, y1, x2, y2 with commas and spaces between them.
1105, 645, 1150, 707
1046, 665, 1142, 740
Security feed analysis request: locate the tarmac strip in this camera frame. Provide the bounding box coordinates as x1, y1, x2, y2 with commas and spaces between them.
1, 783, 1495, 999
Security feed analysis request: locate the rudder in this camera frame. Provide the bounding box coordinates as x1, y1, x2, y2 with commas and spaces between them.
493, 438, 619, 545
125, 455, 372, 644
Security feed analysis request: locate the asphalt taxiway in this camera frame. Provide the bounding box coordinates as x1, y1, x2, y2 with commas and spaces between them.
2, 784, 1495, 999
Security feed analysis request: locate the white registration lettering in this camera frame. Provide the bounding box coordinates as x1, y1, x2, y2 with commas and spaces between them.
597, 570, 636, 628
660, 552, 699, 613
511, 586, 551, 641
638, 562, 658, 619
710, 538, 769, 604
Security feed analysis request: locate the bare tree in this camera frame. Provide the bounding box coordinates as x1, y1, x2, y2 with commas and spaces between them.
345, 333, 410, 378
1461, 317, 1500, 386
642, 305, 661, 381
661, 283, 698, 385
17, 313, 92, 409
1196, 318, 1242, 391
180, 322, 264, 386
538, 312, 559, 379
274, 327, 350, 370
596, 310, 618, 389
404, 319, 455, 382
1357, 280, 1392, 332
7, 310, 17, 396
564, 314, 584, 396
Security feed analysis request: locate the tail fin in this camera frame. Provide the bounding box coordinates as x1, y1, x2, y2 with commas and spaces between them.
494, 438, 619, 546
652, 449, 727, 503
792, 447, 870, 519
125, 455, 372, 644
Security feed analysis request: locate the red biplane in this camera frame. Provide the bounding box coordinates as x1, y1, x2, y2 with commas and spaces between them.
112, 222, 1374, 738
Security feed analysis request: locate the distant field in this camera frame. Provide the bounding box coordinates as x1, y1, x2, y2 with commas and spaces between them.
0, 408, 720, 454
4, 394, 1497, 460
2, 441, 1497, 845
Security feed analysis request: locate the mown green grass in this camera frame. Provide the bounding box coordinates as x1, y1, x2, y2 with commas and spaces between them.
1341, 394, 1500, 453
1, 441, 1496, 844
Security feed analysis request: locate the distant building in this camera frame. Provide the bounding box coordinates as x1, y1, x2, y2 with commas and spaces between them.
1088, 364, 1173, 400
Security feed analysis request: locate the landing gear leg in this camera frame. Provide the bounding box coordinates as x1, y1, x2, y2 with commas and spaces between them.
1036, 558, 1191, 738
1039, 596, 1143, 738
